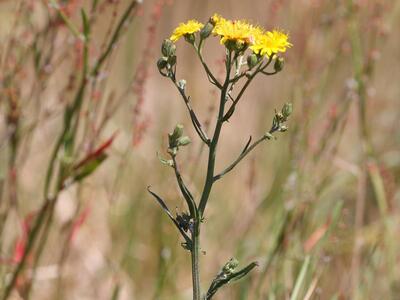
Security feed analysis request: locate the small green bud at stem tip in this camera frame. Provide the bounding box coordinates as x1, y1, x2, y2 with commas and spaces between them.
172, 124, 184, 140
282, 102, 293, 118
184, 33, 196, 44
177, 136, 191, 146
161, 39, 176, 57
274, 57, 284, 72
157, 57, 168, 71
200, 22, 214, 40
247, 54, 259, 69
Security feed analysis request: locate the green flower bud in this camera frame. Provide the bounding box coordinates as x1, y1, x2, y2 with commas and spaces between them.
224, 40, 236, 52
274, 57, 284, 72
157, 57, 168, 71
281, 102, 293, 119
167, 124, 190, 154
200, 22, 214, 40
247, 54, 259, 69
184, 33, 196, 44
161, 39, 176, 57
177, 136, 191, 147
171, 124, 184, 140
168, 55, 177, 66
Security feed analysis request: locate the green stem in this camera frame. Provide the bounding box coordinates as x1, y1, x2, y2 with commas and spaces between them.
198, 51, 232, 216
191, 221, 201, 300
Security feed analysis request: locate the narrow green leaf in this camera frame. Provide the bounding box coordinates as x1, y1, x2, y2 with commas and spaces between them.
73, 153, 107, 182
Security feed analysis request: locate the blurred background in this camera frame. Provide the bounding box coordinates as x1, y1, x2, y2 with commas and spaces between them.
0, 0, 399, 299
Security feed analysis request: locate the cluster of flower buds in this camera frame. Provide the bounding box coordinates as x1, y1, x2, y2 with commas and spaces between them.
167, 124, 191, 156
157, 39, 177, 77
271, 102, 293, 133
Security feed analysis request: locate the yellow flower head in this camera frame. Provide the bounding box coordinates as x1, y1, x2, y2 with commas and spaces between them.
170, 20, 204, 42
250, 29, 292, 57
213, 18, 255, 46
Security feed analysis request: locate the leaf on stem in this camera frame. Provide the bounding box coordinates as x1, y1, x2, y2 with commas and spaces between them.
157, 152, 173, 167
147, 187, 192, 250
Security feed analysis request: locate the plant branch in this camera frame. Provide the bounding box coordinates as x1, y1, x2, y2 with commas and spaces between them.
223, 56, 273, 122
194, 44, 222, 89
147, 187, 192, 248
214, 132, 273, 182
170, 76, 210, 146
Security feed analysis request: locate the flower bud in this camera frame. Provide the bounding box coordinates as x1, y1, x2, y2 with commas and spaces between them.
210, 14, 219, 26
168, 124, 190, 154
281, 102, 293, 119
161, 39, 176, 57
168, 55, 177, 66
157, 57, 168, 71
247, 54, 259, 69
177, 136, 191, 147
184, 33, 196, 44
171, 124, 184, 140
274, 57, 284, 72
200, 22, 214, 40
224, 40, 236, 52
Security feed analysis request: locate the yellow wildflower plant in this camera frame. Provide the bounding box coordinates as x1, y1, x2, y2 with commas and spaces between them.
170, 20, 204, 42
250, 29, 292, 57
157, 13, 294, 300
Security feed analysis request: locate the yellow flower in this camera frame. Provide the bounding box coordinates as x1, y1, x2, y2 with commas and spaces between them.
213, 18, 255, 46
170, 20, 204, 42
250, 30, 292, 57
